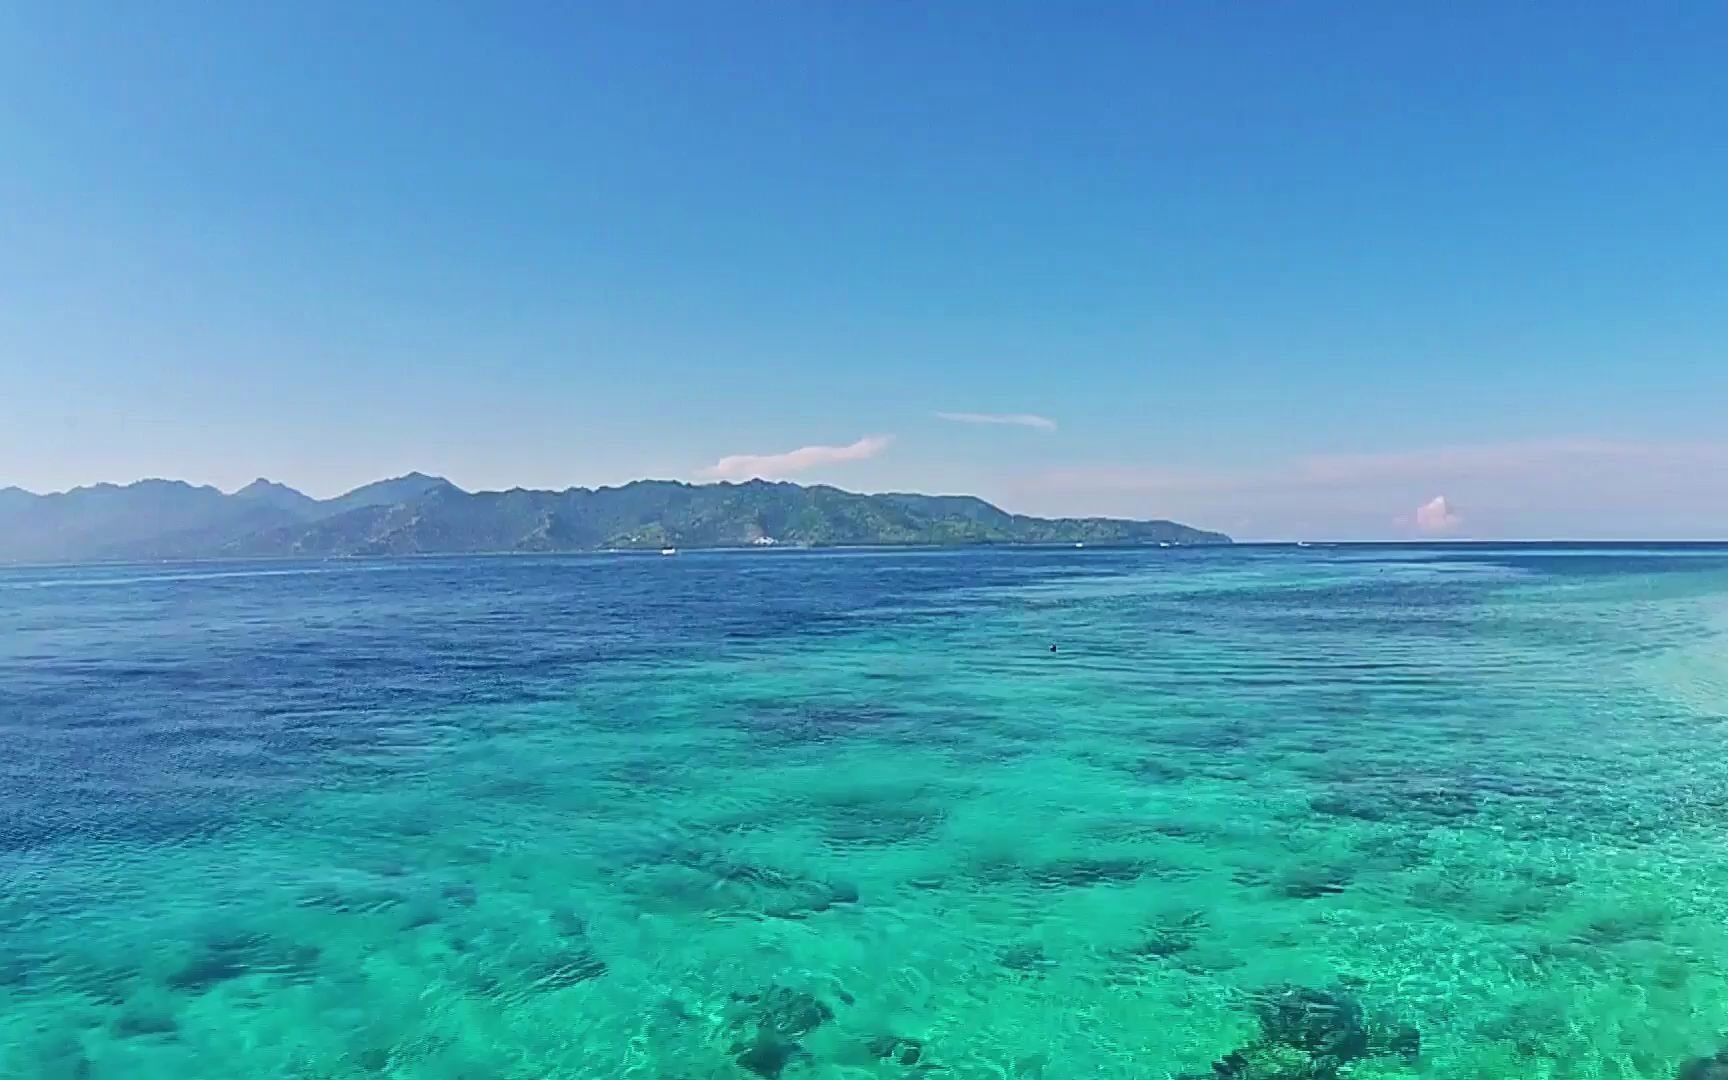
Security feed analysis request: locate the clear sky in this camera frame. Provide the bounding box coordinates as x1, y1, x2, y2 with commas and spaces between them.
2, 4, 1725, 540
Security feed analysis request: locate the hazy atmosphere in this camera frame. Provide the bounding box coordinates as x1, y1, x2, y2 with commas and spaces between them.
3, 4, 1725, 538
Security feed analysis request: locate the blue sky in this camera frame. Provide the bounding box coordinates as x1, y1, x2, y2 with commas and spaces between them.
2, 4, 1725, 539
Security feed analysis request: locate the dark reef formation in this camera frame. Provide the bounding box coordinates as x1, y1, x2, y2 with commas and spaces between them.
1679, 1050, 1728, 1080
1180, 984, 1420, 1080
725, 986, 838, 1079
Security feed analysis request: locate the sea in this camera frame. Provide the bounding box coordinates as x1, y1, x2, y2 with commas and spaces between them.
4, 544, 1728, 1079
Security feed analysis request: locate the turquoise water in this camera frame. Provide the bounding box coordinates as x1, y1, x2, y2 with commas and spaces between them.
5, 546, 1728, 1079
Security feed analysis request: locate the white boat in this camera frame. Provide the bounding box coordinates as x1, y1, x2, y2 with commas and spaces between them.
660, 547, 677, 556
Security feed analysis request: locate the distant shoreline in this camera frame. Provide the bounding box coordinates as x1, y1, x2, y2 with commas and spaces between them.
7, 537, 1728, 572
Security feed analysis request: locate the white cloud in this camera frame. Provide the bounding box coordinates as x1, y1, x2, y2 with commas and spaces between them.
1412, 495, 1462, 534
700, 435, 892, 480
935, 411, 1057, 432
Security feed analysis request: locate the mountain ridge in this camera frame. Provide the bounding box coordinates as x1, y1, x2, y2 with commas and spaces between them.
0, 474, 1230, 563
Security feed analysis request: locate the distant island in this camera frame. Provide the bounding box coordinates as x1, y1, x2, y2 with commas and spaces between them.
0, 474, 1230, 563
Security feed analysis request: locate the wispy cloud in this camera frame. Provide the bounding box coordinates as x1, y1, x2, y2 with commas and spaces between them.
935, 411, 1057, 432
700, 435, 893, 480
1412, 495, 1463, 534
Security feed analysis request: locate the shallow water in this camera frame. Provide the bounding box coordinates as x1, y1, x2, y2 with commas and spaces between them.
4, 546, 1728, 1079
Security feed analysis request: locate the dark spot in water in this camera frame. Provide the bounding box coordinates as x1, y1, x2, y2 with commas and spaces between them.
734, 1032, 803, 1079
762, 879, 860, 920
1573, 905, 1670, 947
114, 1009, 179, 1039
603, 757, 684, 788
32, 1036, 94, 1080
524, 946, 608, 989
388, 815, 438, 843
1000, 943, 1053, 974
1384, 1024, 1420, 1064
295, 886, 405, 914
1352, 833, 1433, 872
726, 986, 836, 1078
1128, 927, 1196, 959
549, 905, 587, 936
1200, 1044, 1345, 1080
441, 883, 479, 907
45, 954, 136, 1005
1156, 722, 1257, 751
1679, 1051, 1728, 1080
1278, 867, 1352, 899
1148, 817, 1206, 838
1175, 944, 1245, 976
1518, 866, 1577, 889
1307, 794, 1387, 822
167, 938, 258, 993
729, 985, 835, 1039
1311, 776, 1480, 828
868, 1034, 924, 1066
1252, 985, 1369, 1062
737, 701, 905, 748
469, 971, 502, 997
1024, 855, 1152, 888
0, 948, 30, 990
638, 844, 859, 920
820, 806, 941, 846
1127, 910, 1209, 962
403, 905, 442, 930
355, 1048, 391, 1072
708, 860, 789, 887
1134, 757, 1189, 783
